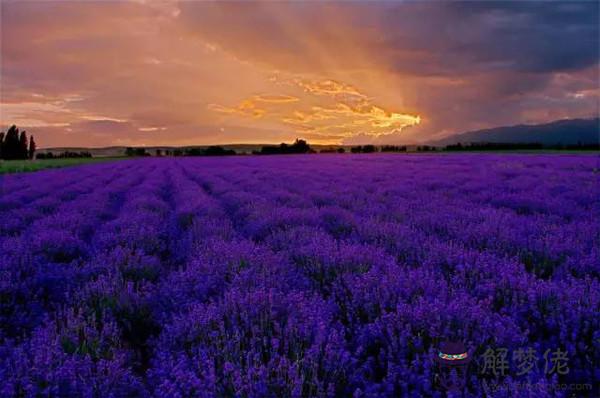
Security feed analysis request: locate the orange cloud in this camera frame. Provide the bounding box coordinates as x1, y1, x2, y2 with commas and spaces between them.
294, 79, 363, 97
205, 74, 420, 143
253, 94, 299, 103
208, 100, 267, 119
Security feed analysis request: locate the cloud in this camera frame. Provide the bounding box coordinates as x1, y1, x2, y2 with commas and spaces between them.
178, 2, 599, 75
80, 115, 128, 123
293, 79, 363, 97
208, 101, 267, 119
290, 104, 419, 139
1, 1, 598, 146
138, 126, 167, 132
253, 94, 299, 103
206, 76, 420, 143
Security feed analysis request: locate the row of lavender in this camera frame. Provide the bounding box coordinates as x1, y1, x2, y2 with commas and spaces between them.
0, 154, 598, 397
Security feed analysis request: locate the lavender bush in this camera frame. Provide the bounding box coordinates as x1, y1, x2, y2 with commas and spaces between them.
0, 154, 598, 397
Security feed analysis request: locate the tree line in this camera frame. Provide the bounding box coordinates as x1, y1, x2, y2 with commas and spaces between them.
319, 148, 346, 154
125, 139, 312, 157
125, 146, 237, 157
36, 151, 92, 159
445, 142, 600, 151
0, 125, 36, 160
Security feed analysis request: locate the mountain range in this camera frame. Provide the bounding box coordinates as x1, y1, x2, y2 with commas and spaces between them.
432, 118, 599, 146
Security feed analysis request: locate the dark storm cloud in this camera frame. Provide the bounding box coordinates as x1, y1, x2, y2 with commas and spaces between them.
369, 1, 600, 76
178, 1, 599, 77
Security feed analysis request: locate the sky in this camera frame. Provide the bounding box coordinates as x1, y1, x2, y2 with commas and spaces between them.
1, 1, 598, 148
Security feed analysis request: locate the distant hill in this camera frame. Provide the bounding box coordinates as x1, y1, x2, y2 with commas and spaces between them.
432, 118, 599, 146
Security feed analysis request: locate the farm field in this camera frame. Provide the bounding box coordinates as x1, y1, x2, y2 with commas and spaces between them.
0, 157, 126, 174
0, 154, 598, 397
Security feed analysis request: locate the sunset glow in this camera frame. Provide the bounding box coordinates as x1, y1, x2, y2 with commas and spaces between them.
1, 1, 598, 147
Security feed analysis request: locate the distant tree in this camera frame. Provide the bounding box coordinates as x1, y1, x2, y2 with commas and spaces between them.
320, 147, 345, 154
364, 145, 377, 153
135, 148, 149, 157
381, 145, 407, 152
445, 143, 463, 151
350, 145, 376, 153
259, 145, 279, 155
259, 139, 311, 155
205, 146, 236, 156
2, 125, 21, 160
417, 145, 437, 152
290, 139, 310, 153
28, 136, 36, 159
562, 143, 600, 150
156, 149, 162, 157
19, 131, 28, 159
173, 149, 183, 156
124, 147, 149, 156
0, 131, 4, 159
185, 148, 203, 156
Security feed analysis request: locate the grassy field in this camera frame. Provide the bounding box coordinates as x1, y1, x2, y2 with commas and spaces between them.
0, 157, 125, 174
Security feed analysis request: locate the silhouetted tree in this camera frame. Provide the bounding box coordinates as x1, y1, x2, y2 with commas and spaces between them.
351, 145, 376, 153
363, 145, 376, 153
135, 148, 149, 156
185, 148, 203, 156
259, 145, 279, 155
417, 145, 437, 152
28, 136, 36, 159
156, 149, 162, 156
258, 138, 311, 155
0, 131, 4, 159
381, 145, 407, 152
320, 147, 346, 154
205, 146, 236, 156
290, 139, 310, 153
124, 147, 149, 157
2, 125, 21, 160
18, 131, 28, 159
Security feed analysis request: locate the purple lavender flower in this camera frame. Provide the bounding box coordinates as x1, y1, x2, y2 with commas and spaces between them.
0, 154, 597, 397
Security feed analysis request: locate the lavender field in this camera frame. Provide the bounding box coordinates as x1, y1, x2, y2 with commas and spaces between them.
0, 154, 598, 397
